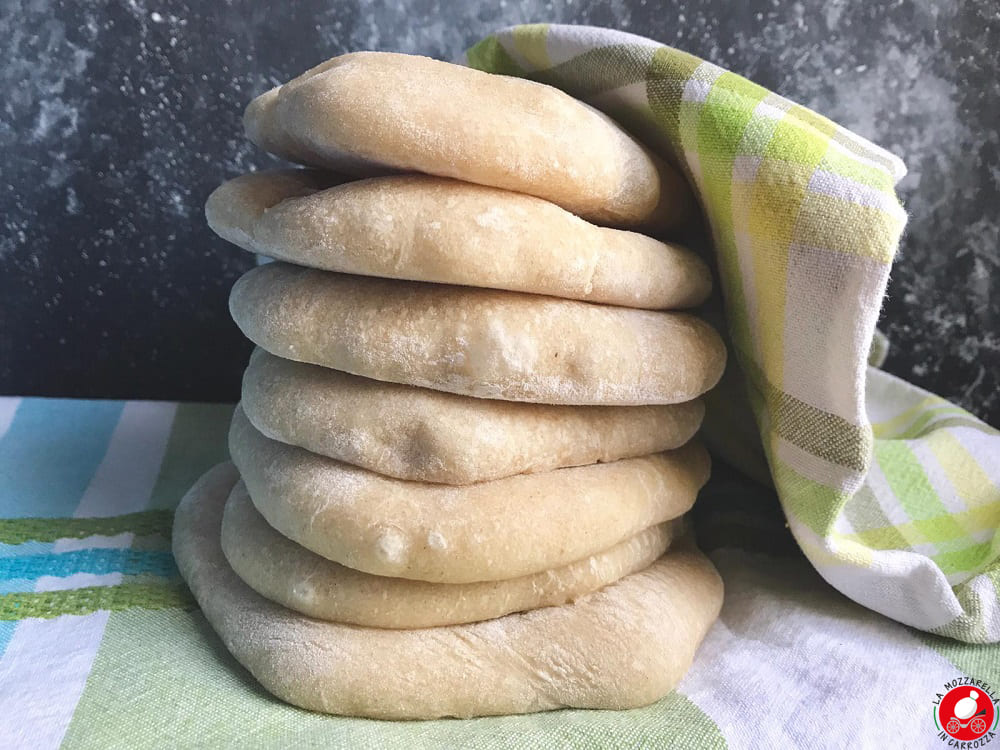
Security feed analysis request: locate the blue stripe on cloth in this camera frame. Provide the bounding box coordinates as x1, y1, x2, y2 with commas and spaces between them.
0, 398, 124, 518
0, 549, 177, 581
0, 541, 55, 559
0, 579, 37, 594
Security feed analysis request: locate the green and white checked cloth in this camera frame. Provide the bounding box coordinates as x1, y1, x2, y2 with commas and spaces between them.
466, 23, 1000, 643
2, 23, 999, 750
0, 401, 997, 749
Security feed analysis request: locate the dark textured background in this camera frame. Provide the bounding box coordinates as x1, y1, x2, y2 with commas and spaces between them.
2, 0, 997, 424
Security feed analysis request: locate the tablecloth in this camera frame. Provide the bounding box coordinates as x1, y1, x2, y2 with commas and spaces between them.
0, 395, 996, 748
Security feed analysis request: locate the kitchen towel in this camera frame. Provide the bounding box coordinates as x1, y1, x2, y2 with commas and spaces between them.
464, 23, 999, 643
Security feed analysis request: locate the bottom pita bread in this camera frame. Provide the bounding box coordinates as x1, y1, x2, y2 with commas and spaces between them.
174, 463, 723, 719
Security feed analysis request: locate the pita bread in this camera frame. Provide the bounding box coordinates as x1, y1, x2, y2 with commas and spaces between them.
204, 168, 345, 250
222, 479, 678, 628
243, 52, 693, 230
174, 463, 724, 719
229, 263, 727, 405
229, 406, 709, 583
241, 349, 704, 484
206, 170, 710, 309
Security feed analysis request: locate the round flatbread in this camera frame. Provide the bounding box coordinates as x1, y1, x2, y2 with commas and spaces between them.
230, 263, 726, 406
243, 52, 693, 231
206, 170, 711, 309
174, 463, 724, 719
204, 168, 346, 251
222, 479, 678, 629
229, 406, 709, 583
241, 349, 705, 484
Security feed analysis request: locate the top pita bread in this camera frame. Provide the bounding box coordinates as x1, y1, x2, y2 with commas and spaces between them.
243, 52, 693, 230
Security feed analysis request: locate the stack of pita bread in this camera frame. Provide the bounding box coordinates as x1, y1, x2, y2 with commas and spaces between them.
174, 52, 727, 720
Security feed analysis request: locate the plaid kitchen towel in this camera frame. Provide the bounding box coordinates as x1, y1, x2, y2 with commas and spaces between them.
465, 23, 999, 643
2, 396, 999, 749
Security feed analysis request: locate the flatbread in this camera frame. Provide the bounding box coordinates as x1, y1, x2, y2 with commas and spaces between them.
174, 463, 724, 719
229, 406, 710, 583
241, 349, 705, 484
230, 263, 727, 405
206, 170, 711, 309
203, 168, 346, 250
243, 52, 693, 230
222, 479, 678, 629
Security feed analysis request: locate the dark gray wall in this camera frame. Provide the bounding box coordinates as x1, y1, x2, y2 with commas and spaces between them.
2, 1, 997, 424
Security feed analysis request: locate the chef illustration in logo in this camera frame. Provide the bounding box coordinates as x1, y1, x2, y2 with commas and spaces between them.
936, 684, 997, 742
